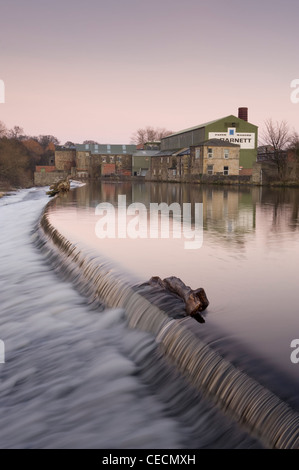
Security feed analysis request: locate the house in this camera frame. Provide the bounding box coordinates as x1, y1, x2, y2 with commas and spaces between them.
150, 149, 186, 181
190, 139, 240, 176
149, 140, 240, 181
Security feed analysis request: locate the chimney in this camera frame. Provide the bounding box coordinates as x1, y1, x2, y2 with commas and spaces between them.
238, 107, 248, 122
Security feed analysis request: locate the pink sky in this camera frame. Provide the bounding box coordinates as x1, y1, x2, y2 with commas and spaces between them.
0, 0, 298, 144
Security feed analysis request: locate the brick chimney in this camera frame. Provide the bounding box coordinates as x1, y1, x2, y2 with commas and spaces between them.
238, 107, 248, 122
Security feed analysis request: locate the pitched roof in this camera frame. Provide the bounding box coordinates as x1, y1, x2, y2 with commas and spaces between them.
196, 138, 240, 147
152, 149, 182, 157
132, 150, 160, 157
162, 114, 257, 139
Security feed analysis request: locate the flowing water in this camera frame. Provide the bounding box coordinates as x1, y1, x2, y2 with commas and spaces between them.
0, 182, 299, 449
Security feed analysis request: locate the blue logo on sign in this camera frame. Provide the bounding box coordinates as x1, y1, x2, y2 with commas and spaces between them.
229, 129, 234, 136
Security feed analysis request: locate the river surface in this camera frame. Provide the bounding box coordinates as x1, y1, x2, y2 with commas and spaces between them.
0, 184, 265, 449
48, 182, 299, 409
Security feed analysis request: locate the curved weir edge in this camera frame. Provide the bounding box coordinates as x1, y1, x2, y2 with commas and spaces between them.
34, 200, 299, 450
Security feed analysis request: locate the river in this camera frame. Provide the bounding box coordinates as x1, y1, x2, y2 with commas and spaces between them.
0, 181, 298, 449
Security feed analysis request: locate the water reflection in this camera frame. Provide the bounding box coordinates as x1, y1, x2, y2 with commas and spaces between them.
51, 182, 299, 403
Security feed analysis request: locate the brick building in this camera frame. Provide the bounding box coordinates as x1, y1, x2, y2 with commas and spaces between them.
75, 143, 136, 178
150, 140, 240, 182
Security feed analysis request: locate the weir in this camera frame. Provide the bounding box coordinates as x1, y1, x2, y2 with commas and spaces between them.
35, 199, 299, 449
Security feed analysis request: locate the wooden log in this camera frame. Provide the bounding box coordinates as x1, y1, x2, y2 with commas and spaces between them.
148, 276, 209, 323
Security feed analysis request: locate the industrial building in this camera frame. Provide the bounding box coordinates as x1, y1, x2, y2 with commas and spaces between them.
160, 107, 257, 172
34, 107, 258, 185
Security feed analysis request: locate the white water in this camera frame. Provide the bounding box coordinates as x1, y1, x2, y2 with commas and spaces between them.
0, 186, 261, 449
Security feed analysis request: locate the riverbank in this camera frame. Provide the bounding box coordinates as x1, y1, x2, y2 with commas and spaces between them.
66, 175, 299, 189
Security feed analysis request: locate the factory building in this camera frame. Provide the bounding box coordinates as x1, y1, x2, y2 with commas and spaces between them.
160, 108, 257, 172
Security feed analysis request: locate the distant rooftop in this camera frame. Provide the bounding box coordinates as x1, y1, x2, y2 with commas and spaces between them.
133, 150, 160, 157
75, 143, 137, 155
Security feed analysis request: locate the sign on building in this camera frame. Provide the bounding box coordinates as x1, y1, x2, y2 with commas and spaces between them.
209, 128, 255, 149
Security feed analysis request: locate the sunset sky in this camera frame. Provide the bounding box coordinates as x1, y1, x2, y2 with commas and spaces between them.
0, 0, 298, 144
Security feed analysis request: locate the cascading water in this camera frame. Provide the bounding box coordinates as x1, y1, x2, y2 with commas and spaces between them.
1, 184, 298, 449
0, 186, 261, 449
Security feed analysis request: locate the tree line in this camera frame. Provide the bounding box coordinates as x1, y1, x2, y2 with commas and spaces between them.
1, 117, 298, 189
0, 121, 61, 189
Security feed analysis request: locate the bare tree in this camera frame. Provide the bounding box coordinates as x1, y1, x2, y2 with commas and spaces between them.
131, 126, 172, 145
38, 135, 60, 149
83, 140, 99, 145
260, 119, 292, 180
8, 125, 24, 140
289, 131, 299, 155
64, 141, 76, 148
0, 120, 7, 138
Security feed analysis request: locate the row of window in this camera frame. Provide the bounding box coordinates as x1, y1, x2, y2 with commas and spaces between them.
195, 148, 230, 159
207, 148, 229, 159
153, 166, 230, 176
84, 153, 123, 163
207, 165, 229, 175
157, 150, 231, 162
85, 144, 128, 154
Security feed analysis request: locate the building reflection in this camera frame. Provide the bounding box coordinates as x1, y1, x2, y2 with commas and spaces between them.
56, 182, 299, 244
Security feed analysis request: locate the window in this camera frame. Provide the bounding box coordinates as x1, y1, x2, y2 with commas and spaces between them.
107, 145, 111, 154
95, 144, 99, 150
102, 157, 106, 163
110, 156, 115, 163
153, 169, 156, 176
85, 152, 89, 157
224, 149, 229, 159
224, 166, 229, 175
161, 157, 163, 163
207, 165, 213, 175
195, 148, 201, 159
167, 157, 170, 164
122, 145, 126, 153
208, 148, 213, 158
172, 169, 177, 176
85, 144, 89, 150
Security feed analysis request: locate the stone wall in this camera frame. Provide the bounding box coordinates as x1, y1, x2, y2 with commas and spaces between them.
34, 171, 69, 186
55, 149, 76, 171
252, 162, 278, 184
